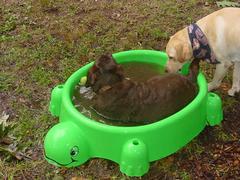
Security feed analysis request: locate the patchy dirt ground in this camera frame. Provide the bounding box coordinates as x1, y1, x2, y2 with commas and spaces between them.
0, 0, 239, 179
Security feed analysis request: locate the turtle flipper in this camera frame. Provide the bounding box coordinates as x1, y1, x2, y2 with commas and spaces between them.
120, 139, 149, 177
206, 92, 223, 126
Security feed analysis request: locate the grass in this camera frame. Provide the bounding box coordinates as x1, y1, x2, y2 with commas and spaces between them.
0, 0, 238, 179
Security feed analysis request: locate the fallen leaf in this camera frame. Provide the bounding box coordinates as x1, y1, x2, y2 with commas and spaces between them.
52, 175, 64, 180
0, 111, 15, 139
0, 111, 9, 126
216, 1, 240, 8
71, 177, 87, 180
0, 137, 12, 145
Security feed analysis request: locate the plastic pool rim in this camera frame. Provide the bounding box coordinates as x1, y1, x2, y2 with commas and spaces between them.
62, 50, 206, 130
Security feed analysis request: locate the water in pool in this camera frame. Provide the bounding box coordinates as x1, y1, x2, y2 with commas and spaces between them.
72, 62, 165, 126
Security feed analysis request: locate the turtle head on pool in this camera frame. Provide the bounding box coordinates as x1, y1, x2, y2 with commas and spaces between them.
44, 122, 89, 167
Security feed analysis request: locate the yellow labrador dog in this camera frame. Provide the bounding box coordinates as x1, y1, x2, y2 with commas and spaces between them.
166, 8, 240, 96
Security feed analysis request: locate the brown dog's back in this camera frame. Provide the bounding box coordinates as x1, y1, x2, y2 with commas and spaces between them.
93, 73, 196, 124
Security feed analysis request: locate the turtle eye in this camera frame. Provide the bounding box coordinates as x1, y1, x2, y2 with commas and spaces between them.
70, 146, 79, 157
169, 56, 174, 61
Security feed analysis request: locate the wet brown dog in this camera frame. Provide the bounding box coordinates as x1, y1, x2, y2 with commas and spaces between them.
86, 55, 199, 125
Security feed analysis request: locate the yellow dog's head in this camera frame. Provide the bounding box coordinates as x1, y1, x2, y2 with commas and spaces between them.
166, 28, 193, 73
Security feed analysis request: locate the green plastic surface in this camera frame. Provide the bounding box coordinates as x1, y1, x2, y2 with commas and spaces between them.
44, 50, 223, 177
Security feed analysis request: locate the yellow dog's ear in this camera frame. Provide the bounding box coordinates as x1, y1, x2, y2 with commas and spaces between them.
179, 43, 192, 63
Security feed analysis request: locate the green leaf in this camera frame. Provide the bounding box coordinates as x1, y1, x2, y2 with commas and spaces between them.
216, 1, 240, 7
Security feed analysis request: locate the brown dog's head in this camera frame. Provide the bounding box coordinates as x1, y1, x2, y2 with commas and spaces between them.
86, 54, 124, 92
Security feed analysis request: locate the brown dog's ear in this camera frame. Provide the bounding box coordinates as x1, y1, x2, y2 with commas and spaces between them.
115, 65, 124, 78
96, 54, 117, 73
187, 59, 200, 83
85, 64, 98, 87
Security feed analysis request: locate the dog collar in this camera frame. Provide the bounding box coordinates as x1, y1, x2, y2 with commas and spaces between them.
188, 23, 220, 64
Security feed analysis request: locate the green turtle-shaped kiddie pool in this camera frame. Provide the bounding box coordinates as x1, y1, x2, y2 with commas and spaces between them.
44, 50, 223, 177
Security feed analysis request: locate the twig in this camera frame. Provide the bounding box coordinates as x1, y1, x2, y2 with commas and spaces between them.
20, 170, 27, 180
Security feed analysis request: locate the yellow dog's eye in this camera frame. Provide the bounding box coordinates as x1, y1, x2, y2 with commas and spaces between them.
169, 56, 174, 60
